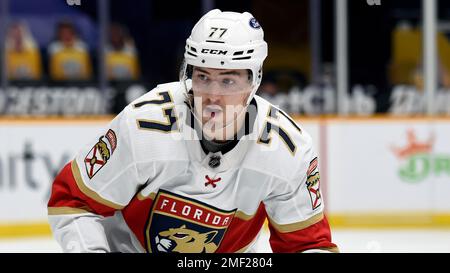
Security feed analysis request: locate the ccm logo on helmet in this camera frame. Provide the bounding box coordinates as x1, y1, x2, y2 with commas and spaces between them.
201, 49, 228, 55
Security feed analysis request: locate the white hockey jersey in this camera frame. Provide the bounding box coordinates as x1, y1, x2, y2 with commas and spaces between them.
48, 81, 337, 253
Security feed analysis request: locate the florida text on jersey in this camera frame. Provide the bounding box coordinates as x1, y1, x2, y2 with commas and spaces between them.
48, 81, 338, 253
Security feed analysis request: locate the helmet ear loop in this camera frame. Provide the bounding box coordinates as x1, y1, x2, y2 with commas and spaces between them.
245, 67, 263, 106
180, 61, 195, 109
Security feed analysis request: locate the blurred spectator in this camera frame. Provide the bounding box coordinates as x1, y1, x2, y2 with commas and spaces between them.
258, 78, 291, 112
48, 21, 92, 81
106, 23, 140, 80
319, 63, 336, 87
258, 79, 279, 97
6, 22, 42, 80
390, 21, 450, 90
257, 69, 307, 113
412, 60, 450, 91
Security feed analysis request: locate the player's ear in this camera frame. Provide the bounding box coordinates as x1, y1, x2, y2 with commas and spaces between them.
247, 69, 253, 82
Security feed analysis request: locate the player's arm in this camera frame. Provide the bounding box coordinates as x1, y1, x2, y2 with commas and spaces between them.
263, 133, 338, 253
47, 107, 146, 252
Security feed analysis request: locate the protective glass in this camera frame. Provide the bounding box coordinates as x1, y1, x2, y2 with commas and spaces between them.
190, 67, 253, 96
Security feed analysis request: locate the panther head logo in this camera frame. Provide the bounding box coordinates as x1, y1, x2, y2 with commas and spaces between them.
306, 172, 322, 209
95, 137, 110, 162
306, 172, 320, 193
154, 225, 218, 253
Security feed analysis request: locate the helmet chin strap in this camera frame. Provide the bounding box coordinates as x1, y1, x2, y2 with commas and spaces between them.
245, 85, 258, 106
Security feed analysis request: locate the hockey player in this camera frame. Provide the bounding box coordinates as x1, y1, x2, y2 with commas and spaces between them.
48, 9, 338, 253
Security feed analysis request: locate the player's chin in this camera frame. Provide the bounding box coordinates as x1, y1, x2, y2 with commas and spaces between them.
202, 124, 227, 141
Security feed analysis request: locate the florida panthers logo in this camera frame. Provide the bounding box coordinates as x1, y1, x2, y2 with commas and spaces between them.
306, 157, 322, 210
84, 129, 117, 179
146, 190, 236, 253
155, 225, 218, 253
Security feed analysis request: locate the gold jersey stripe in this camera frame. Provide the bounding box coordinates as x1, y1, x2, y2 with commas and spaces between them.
268, 212, 324, 233
71, 160, 124, 210
234, 210, 255, 221
48, 207, 91, 215
137, 192, 156, 201
322, 246, 340, 253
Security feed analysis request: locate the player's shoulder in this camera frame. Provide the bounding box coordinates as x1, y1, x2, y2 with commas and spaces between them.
246, 95, 315, 181
112, 81, 186, 139
120, 81, 186, 119
253, 94, 314, 148
113, 81, 188, 160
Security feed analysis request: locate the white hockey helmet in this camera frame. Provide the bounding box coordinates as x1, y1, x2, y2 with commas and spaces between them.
181, 9, 268, 105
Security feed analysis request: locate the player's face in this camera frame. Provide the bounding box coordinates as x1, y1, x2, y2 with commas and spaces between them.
191, 67, 252, 128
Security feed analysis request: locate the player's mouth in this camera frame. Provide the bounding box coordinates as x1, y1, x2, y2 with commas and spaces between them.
203, 105, 223, 119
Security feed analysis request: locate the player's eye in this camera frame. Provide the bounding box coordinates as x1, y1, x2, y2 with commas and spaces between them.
197, 74, 209, 81
222, 78, 235, 86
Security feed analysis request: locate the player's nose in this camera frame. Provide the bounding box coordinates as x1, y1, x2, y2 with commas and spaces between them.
205, 92, 221, 104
